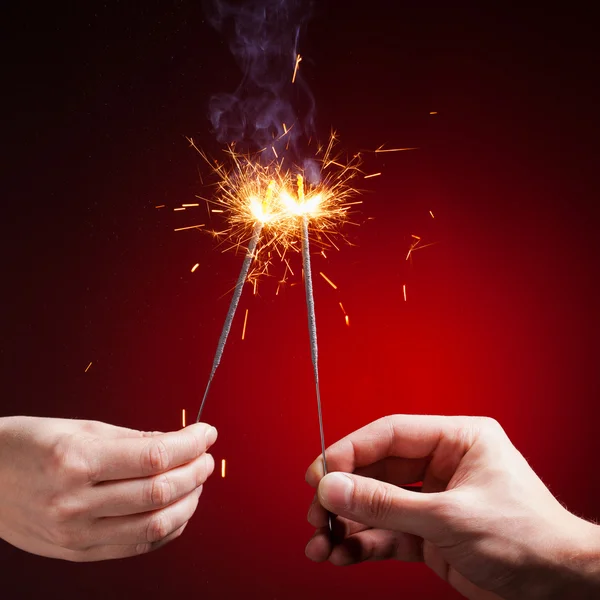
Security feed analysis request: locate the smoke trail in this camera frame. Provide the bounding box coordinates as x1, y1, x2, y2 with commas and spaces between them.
205, 0, 316, 166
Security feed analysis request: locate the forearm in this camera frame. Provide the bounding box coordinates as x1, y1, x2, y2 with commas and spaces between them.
521, 516, 600, 600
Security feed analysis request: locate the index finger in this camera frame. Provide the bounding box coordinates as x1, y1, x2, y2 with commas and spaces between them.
87, 423, 218, 482
306, 414, 469, 487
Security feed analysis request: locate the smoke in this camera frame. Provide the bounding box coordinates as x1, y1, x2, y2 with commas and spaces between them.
205, 0, 316, 166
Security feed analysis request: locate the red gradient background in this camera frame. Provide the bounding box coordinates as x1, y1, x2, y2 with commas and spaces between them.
1, 2, 599, 599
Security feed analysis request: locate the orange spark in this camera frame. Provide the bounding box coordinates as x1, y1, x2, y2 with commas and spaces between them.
242, 309, 249, 340
411, 234, 421, 240
84, 361, 93, 373
339, 302, 346, 314
221, 459, 226, 478
182, 409, 186, 428
364, 172, 382, 179
212, 209, 224, 213
429, 210, 435, 218
292, 54, 302, 83
429, 111, 438, 115
403, 284, 407, 302
155, 205, 165, 209
174, 224, 206, 232
174, 207, 186, 212
320, 272, 338, 290
321, 250, 327, 258
345, 315, 350, 327
183, 203, 200, 207
375, 146, 419, 153
191, 263, 199, 273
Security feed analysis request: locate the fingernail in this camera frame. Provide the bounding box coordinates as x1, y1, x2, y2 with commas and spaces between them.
319, 472, 353, 509
205, 426, 218, 447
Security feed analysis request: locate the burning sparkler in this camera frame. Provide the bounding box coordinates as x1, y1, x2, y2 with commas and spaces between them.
190, 134, 361, 443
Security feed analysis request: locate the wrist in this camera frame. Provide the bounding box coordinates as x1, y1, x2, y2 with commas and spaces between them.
536, 514, 600, 600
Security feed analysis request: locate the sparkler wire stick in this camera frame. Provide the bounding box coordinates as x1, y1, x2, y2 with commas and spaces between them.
196, 221, 263, 422
301, 215, 334, 537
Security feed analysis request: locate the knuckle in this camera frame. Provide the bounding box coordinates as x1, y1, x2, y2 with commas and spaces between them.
363, 482, 394, 522
48, 495, 83, 524
141, 439, 170, 474
135, 542, 153, 556
148, 475, 172, 507
474, 416, 504, 438
50, 436, 93, 482
146, 512, 171, 543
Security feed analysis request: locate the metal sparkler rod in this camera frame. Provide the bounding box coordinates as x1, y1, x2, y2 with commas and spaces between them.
301, 215, 334, 537
196, 221, 263, 423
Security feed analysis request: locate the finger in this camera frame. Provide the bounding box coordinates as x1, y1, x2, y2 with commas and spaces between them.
68, 523, 189, 562
318, 472, 446, 541
88, 486, 202, 546
306, 415, 474, 487
87, 422, 218, 482
305, 527, 332, 562
81, 420, 165, 440
90, 453, 215, 517
328, 528, 423, 566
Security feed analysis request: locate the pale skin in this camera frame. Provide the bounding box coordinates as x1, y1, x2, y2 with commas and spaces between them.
0, 416, 217, 561
305, 415, 600, 600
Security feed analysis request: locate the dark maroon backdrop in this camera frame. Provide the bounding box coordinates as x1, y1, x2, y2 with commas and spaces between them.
2, 2, 599, 599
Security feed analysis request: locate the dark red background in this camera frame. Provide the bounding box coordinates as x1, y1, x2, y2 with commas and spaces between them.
1, 2, 599, 598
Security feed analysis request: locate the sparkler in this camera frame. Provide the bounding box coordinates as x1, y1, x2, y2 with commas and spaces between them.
195, 220, 263, 423
186, 133, 361, 420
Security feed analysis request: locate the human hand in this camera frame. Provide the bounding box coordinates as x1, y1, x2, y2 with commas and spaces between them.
0, 416, 217, 561
305, 415, 600, 600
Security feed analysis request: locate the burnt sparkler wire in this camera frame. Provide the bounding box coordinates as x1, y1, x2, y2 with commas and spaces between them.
301, 215, 334, 537
196, 221, 263, 423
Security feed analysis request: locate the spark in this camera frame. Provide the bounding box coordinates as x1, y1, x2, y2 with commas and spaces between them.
345, 315, 350, 327
319, 272, 338, 290
321, 250, 327, 258
183, 203, 200, 207
182, 409, 186, 428
374, 145, 419, 153
174, 207, 186, 212
174, 224, 206, 232
403, 284, 407, 302
411, 234, 421, 240
430, 210, 435, 218
84, 361, 93, 373
292, 53, 302, 83
221, 459, 226, 478
155, 205, 165, 209
339, 302, 346, 314
364, 172, 381, 179
429, 111, 438, 115
191, 263, 199, 273
241, 309, 249, 340
212, 209, 224, 213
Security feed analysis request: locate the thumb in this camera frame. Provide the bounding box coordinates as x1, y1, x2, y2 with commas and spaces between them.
318, 472, 445, 540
